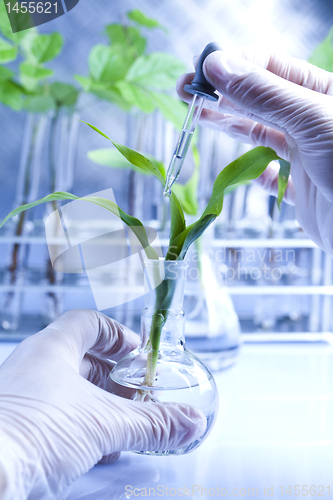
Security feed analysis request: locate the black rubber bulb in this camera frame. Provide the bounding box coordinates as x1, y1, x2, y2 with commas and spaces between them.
183, 42, 221, 102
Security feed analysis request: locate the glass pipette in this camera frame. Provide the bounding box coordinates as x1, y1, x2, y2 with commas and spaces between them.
164, 42, 221, 198
163, 94, 205, 197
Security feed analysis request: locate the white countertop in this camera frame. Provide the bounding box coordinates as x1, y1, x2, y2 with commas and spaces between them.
1, 342, 333, 499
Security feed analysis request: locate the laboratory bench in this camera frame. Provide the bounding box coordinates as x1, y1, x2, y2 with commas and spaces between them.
1, 342, 333, 499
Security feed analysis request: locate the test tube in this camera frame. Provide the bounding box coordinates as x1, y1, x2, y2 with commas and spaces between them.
163, 94, 205, 197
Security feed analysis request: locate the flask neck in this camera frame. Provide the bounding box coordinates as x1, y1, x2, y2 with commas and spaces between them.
141, 259, 188, 348
143, 260, 187, 310
141, 307, 185, 349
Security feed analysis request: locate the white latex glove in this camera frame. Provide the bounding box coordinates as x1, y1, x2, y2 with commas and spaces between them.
177, 48, 333, 255
0, 310, 206, 500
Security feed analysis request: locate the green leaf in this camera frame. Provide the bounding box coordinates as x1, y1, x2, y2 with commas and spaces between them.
29, 33, 63, 63
277, 159, 291, 209
19, 31, 38, 56
76, 75, 130, 107
0, 1, 15, 41
1, 0, 35, 35
88, 148, 146, 172
105, 23, 128, 45
114, 80, 155, 113
125, 27, 146, 55
90, 84, 132, 110
0, 36, 17, 63
107, 139, 185, 247
0, 79, 22, 110
80, 120, 111, 140
0, 191, 159, 260
224, 180, 250, 195
89, 44, 133, 82
74, 75, 92, 92
50, 82, 79, 107
88, 148, 165, 177
127, 10, 164, 30
151, 92, 187, 130
309, 27, 333, 72
201, 147, 279, 218
20, 62, 53, 79
166, 216, 215, 261
23, 95, 55, 113
0, 65, 13, 80
1, 192, 76, 227
81, 121, 167, 181
103, 46, 134, 82
0, 0, 34, 43
172, 184, 196, 216
105, 24, 146, 56
81, 125, 186, 255
20, 61, 53, 92
83, 196, 159, 260
172, 145, 200, 215
169, 192, 186, 245
111, 141, 165, 183
20, 75, 38, 92
88, 45, 110, 80
126, 52, 186, 90
166, 147, 280, 260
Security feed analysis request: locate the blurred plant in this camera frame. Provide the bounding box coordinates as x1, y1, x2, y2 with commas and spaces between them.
0, 5, 190, 329
0, 1, 79, 112
76, 8, 188, 225
0, 0, 80, 329
75, 9, 186, 129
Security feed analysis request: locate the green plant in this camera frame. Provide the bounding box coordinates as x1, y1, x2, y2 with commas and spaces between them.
0, 0, 79, 112
88, 141, 201, 217
0, 119, 285, 384
75, 9, 186, 130
0, 1, 82, 328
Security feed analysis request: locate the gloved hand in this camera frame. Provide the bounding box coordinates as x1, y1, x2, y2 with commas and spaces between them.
177, 48, 333, 255
0, 310, 206, 500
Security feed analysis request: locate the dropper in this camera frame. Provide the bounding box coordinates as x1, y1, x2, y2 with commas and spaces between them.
164, 42, 221, 197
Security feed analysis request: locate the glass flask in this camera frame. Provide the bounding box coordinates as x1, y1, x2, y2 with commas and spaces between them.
110, 259, 219, 455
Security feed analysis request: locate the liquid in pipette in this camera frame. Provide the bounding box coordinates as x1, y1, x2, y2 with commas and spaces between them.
164, 95, 204, 197
163, 129, 195, 197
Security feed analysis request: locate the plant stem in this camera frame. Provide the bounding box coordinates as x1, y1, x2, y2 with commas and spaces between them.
142, 275, 177, 386
7, 117, 39, 286
143, 308, 168, 386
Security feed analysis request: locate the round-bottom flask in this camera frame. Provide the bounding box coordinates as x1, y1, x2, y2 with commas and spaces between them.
110, 259, 219, 455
